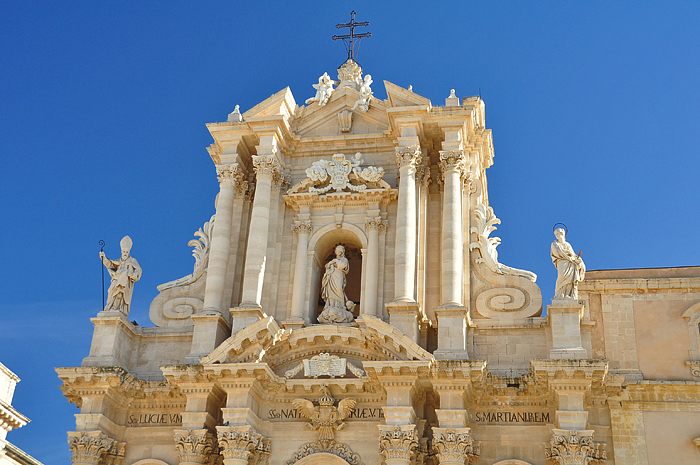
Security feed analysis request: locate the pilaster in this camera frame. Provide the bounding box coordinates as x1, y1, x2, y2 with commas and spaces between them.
545, 429, 606, 464
378, 424, 419, 465
216, 425, 269, 465
174, 429, 218, 465
432, 427, 479, 465
285, 219, 313, 328
67, 431, 123, 465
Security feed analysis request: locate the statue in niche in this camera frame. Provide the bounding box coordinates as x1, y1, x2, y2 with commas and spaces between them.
551, 228, 586, 299
318, 245, 355, 324
100, 235, 142, 315
352, 74, 373, 112
305, 72, 335, 106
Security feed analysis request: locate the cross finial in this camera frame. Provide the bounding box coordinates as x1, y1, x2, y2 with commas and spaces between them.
332, 10, 371, 62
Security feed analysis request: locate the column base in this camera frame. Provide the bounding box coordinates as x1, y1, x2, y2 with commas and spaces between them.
230, 305, 267, 334
184, 312, 231, 364
385, 301, 421, 343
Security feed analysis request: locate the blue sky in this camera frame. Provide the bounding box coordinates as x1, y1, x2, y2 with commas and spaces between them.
1, 1, 699, 463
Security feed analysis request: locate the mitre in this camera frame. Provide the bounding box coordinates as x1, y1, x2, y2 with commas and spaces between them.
120, 235, 133, 252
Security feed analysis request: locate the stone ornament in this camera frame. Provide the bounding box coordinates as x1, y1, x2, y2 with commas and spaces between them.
352, 74, 373, 112
318, 245, 355, 324
159, 215, 215, 292
470, 203, 537, 282
544, 430, 606, 464
227, 105, 244, 122
396, 145, 423, 169
338, 109, 353, 133
431, 427, 480, 464
174, 429, 218, 465
100, 235, 142, 315
68, 431, 118, 465
292, 386, 357, 445
378, 424, 419, 462
284, 353, 366, 379
337, 59, 363, 90
365, 217, 388, 232
438, 150, 467, 177
306, 72, 335, 106
216, 164, 248, 198
252, 154, 283, 179
291, 221, 313, 237
551, 228, 586, 299
291, 153, 385, 195
216, 425, 268, 463
285, 441, 364, 465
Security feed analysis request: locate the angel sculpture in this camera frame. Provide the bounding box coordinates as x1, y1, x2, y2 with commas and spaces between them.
305, 72, 335, 106
292, 387, 357, 445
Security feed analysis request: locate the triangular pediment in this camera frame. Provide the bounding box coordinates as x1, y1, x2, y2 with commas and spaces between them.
294, 86, 389, 138
384, 81, 432, 108
243, 87, 296, 119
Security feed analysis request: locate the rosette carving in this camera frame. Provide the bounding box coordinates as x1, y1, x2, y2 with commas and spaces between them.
431, 428, 480, 464
396, 145, 423, 169
175, 429, 218, 464
67, 431, 116, 465
378, 425, 419, 462
545, 430, 606, 465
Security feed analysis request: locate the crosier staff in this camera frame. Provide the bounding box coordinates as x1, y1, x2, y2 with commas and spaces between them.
99, 240, 106, 309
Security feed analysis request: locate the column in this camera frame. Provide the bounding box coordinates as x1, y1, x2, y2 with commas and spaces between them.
202, 164, 244, 313
439, 150, 466, 307
286, 220, 312, 327
393, 145, 422, 301
234, 144, 282, 333
363, 216, 383, 317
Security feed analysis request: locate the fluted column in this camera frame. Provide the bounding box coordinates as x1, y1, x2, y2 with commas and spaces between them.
432, 428, 480, 465
378, 425, 419, 465
393, 145, 422, 302
438, 150, 467, 306
363, 217, 385, 316
174, 429, 218, 465
239, 153, 282, 307
288, 220, 313, 325
203, 164, 245, 313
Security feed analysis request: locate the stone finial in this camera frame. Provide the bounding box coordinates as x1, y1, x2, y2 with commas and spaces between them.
228, 105, 244, 122
446, 89, 459, 107
378, 425, 419, 462
545, 430, 606, 465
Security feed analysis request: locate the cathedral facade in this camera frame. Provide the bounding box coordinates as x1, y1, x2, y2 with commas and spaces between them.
57, 59, 700, 464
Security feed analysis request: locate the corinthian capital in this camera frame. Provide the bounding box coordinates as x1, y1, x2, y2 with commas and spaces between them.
440, 149, 468, 172
378, 425, 419, 462
174, 429, 218, 464
216, 425, 265, 462
545, 429, 606, 465
365, 216, 388, 232
252, 154, 283, 178
431, 428, 480, 465
67, 431, 116, 465
396, 145, 423, 169
216, 163, 245, 186
292, 221, 313, 236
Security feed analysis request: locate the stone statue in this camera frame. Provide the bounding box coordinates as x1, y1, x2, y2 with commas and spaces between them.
551, 228, 585, 299
305, 72, 335, 106
100, 235, 142, 315
317, 245, 355, 324
352, 74, 373, 112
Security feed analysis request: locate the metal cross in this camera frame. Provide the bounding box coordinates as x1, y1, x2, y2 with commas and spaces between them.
333, 10, 371, 62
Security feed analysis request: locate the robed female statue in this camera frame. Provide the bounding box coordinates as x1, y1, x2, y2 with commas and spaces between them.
317, 245, 355, 324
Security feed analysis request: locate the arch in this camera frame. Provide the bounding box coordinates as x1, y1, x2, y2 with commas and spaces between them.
492, 460, 533, 465
294, 452, 352, 465
308, 223, 367, 252
131, 460, 171, 465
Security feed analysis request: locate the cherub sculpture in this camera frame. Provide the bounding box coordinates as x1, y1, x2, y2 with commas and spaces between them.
352, 74, 373, 112
305, 72, 335, 106
292, 387, 357, 445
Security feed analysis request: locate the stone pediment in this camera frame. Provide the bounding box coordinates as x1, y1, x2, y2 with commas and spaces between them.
384, 81, 431, 108
243, 87, 297, 119
200, 316, 433, 380
294, 86, 389, 138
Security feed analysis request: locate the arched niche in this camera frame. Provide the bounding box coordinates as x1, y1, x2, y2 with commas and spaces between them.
132, 460, 171, 465
307, 224, 367, 323
492, 460, 533, 465
293, 452, 353, 465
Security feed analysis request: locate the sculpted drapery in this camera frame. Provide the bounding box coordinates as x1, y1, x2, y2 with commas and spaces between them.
318, 245, 355, 324
551, 228, 585, 299
101, 235, 142, 315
